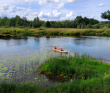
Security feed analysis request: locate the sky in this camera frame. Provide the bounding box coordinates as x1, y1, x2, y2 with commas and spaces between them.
0, 0, 109, 21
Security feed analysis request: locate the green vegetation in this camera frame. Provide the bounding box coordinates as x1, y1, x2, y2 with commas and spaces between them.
0, 28, 110, 38
39, 54, 110, 93
0, 15, 99, 28
40, 54, 110, 80
0, 14, 109, 29
0, 82, 42, 93
1, 54, 110, 93
0, 10, 110, 29
0, 10, 110, 37
101, 10, 110, 20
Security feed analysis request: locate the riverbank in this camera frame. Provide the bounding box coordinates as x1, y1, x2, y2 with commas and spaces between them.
0, 28, 110, 38
1, 54, 110, 93
39, 54, 110, 81
39, 54, 110, 93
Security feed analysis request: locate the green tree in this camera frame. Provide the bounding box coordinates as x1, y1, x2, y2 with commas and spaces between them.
46, 21, 50, 27
74, 16, 83, 24
101, 10, 110, 20
33, 17, 40, 28
22, 16, 28, 27
10, 17, 16, 27
2, 17, 10, 27
15, 15, 22, 27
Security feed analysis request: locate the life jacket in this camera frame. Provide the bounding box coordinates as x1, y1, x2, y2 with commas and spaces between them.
54, 46, 57, 49
61, 48, 63, 51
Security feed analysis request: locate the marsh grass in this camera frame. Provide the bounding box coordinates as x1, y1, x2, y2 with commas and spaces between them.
40, 54, 110, 80
39, 54, 110, 93
0, 82, 42, 93
0, 28, 110, 37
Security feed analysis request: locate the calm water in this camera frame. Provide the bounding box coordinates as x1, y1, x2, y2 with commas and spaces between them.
0, 36, 110, 87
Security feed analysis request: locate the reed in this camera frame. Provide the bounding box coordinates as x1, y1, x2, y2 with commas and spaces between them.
0, 82, 42, 93
0, 27, 110, 37
40, 54, 110, 80
39, 54, 110, 93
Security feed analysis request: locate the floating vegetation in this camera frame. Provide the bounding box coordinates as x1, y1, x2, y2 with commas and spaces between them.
0, 51, 62, 85
1, 53, 110, 93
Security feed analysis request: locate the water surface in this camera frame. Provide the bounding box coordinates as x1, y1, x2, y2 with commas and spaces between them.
0, 36, 110, 87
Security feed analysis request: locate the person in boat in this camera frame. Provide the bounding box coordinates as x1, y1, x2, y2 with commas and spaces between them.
54, 46, 57, 49
60, 48, 63, 51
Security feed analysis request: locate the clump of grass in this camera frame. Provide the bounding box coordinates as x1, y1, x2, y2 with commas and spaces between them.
22, 30, 34, 36
82, 30, 96, 36
45, 72, 110, 93
40, 54, 110, 80
39, 54, 110, 93
0, 82, 42, 93
38, 26, 46, 30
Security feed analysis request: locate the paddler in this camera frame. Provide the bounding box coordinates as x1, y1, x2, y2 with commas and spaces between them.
60, 48, 63, 51
54, 46, 57, 49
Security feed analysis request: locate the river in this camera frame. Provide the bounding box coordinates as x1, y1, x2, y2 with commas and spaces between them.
0, 36, 110, 87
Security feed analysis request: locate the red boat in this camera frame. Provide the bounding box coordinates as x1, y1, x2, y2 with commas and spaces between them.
52, 48, 68, 54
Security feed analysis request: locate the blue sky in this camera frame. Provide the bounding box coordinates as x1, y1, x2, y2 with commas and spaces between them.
0, 0, 109, 21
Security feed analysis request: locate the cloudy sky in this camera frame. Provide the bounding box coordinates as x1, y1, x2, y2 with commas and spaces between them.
0, 0, 109, 21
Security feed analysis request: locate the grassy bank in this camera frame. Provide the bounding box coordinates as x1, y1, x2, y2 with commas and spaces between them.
0, 27, 110, 38
40, 54, 110, 80
39, 54, 110, 93
1, 54, 110, 93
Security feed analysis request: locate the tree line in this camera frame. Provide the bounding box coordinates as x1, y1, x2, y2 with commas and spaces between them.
0, 10, 110, 28
0, 15, 45, 28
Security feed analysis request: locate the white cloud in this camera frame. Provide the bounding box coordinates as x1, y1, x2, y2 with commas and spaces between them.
57, 3, 64, 9
0, 4, 39, 20
38, 9, 61, 20
44, 0, 60, 3
53, 9, 61, 17
66, 11, 73, 18
60, 11, 74, 20
67, 0, 78, 2
0, 0, 36, 5
39, 11, 51, 18
98, 3, 104, 7
23, 0, 31, 5
39, 1, 44, 5
39, 0, 60, 5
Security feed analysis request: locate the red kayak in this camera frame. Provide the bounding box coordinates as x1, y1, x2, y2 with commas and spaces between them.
52, 48, 68, 53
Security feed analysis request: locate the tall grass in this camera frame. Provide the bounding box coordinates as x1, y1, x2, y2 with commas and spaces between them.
40, 54, 110, 80
39, 54, 110, 93
0, 27, 110, 36
0, 82, 42, 93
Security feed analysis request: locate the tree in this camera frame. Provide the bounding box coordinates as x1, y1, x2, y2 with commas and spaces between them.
15, 15, 22, 27
10, 17, 16, 27
46, 21, 50, 27
74, 16, 83, 24
33, 17, 40, 28
22, 16, 28, 27
83, 17, 90, 25
2, 17, 10, 26
101, 10, 110, 20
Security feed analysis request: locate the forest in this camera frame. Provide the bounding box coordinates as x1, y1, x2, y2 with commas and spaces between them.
0, 10, 110, 29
